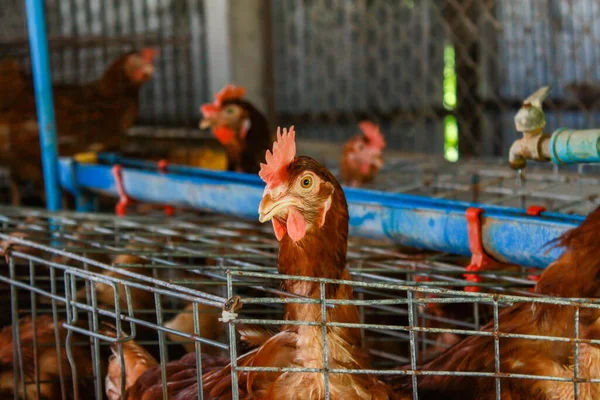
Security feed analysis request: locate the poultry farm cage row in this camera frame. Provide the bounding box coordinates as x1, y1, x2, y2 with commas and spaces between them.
0, 207, 593, 399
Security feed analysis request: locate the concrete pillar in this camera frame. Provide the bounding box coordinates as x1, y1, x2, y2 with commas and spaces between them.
205, 0, 274, 119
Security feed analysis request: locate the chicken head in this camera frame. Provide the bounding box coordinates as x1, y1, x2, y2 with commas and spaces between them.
258, 126, 335, 242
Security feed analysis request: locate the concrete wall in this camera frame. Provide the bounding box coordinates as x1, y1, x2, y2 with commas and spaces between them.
205, 0, 272, 119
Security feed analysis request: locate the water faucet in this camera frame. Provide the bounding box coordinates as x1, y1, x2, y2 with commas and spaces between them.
509, 86, 551, 169
509, 86, 600, 169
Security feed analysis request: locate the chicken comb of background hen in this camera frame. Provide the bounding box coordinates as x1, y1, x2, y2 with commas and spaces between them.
200, 84, 247, 118
360, 121, 386, 150
140, 48, 159, 63
199, 84, 248, 146
258, 126, 296, 189
214, 84, 246, 106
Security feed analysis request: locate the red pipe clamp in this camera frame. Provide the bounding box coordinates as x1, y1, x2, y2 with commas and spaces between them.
158, 159, 175, 217
464, 207, 495, 292
112, 165, 130, 216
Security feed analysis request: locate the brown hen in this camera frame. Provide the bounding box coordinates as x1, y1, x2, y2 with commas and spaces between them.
340, 121, 386, 187
0, 315, 96, 400
200, 84, 272, 174
0, 49, 157, 205
116, 127, 396, 399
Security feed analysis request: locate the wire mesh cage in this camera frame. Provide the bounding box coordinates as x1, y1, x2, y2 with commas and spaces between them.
3, 206, 591, 399
322, 156, 600, 215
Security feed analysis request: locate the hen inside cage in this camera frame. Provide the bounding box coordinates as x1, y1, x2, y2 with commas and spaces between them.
0, 207, 553, 399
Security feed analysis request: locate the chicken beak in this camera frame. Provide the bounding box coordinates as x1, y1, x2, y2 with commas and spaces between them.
258, 192, 297, 223
372, 156, 383, 169
142, 64, 155, 78
199, 118, 214, 130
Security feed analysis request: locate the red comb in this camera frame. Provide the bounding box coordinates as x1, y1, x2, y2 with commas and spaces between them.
200, 103, 219, 119
360, 121, 386, 149
259, 126, 296, 188
215, 84, 246, 106
140, 48, 159, 63
199, 84, 246, 118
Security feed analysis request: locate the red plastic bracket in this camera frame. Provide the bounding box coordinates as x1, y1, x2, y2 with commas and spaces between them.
158, 159, 175, 217
464, 207, 495, 292
157, 159, 169, 173
112, 165, 131, 216
526, 205, 546, 217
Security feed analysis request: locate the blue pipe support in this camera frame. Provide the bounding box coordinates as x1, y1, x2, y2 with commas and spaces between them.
25, 0, 61, 211
549, 128, 600, 166
59, 157, 584, 269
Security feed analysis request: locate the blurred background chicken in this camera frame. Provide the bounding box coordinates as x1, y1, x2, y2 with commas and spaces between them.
200, 84, 272, 174
0, 48, 157, 205
340, 121, 386, 187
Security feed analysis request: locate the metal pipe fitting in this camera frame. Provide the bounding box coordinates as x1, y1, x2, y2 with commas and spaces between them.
548, 128, 600, 165
509, 87, 551, 170
510, 86, 600, 168
508, 129, 551, 170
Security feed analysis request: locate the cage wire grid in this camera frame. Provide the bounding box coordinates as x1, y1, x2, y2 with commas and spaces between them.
0, 207, 594, 399
318, 155, 600, 215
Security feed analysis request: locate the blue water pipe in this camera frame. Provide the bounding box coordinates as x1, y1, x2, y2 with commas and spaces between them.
549, 128, 600, 165
25, 0, 61, 211
59, 156, 584, 269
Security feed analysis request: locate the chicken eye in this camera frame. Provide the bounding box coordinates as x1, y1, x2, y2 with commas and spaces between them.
224, 106, 237, 115
300, 176, 313, 189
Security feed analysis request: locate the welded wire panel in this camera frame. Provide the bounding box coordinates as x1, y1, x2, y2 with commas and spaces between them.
321, 156, 600, 215
0, 206, 547, 399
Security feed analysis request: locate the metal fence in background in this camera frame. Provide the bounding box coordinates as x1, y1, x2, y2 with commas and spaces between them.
271, 0, 600, 159
0, 0, 208, 128
3, 1, 600, 159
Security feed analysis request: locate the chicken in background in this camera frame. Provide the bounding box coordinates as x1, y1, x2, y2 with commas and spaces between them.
72, 244, 226, 360
164, 302, 224, 355
0, 315, 99, 400
110, 127, 396, 399
390, 206, 600, 399
106, 340, 158, 400
340, 121, 386, 187
0, 49, 157, 205
105, 344, 228, 400
200, 84, 272, 174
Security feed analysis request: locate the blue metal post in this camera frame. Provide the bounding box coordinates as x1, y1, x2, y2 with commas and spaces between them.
25, 0, 61, 211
